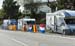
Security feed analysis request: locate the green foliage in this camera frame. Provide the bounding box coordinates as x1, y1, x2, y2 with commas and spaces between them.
57, 0, 75, 10
2, 0, 20, 19
57, 4, 64, 10
0, 9, 6, 18
39, 18, 46, 24
0, 20, 2, 25
57, 0, 65, 10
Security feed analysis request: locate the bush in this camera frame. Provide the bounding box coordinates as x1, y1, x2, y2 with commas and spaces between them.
0, 20, 2, 25
40, 18, 46, 24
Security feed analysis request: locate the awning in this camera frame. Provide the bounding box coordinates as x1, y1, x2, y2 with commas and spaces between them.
64, 10, 75, 16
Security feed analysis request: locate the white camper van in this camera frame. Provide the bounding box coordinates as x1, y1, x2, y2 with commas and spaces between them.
46, 10, 75, 35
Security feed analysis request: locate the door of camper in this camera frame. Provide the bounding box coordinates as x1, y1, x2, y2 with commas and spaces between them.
56, 15, 65, 33
49, 15, 57, 32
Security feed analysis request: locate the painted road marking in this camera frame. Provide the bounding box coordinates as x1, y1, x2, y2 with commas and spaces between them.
46, 34, 75, 40
2, 35, 28, 46
1, 30, 75, 42
0, 33, 28, 46
57, 36, 75, 40
11, 38, 28, 46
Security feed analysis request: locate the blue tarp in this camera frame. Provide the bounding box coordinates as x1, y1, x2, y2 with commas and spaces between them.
64, 11, 75, 16
10, 19, 17, 25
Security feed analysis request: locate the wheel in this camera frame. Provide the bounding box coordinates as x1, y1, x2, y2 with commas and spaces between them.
62, 30, 70, 35
50, 30, 54, 33
62, 31, 67, 35
50, 28, 54, 33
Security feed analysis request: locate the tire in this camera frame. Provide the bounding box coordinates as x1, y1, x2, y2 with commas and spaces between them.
62, 31, 66, 35
50, 28, 54, 33
62, 30, 70, 35
50, 30, 54, 33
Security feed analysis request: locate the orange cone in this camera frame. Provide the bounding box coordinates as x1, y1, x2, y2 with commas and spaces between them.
13, 24, 16, 31
33, 24, 37, 33
22, 24, 27, 32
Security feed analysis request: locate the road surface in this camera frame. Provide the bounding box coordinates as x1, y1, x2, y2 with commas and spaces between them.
0, 30, 75, 46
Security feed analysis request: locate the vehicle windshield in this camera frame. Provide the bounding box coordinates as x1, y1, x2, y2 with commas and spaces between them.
65, 19, 75, 24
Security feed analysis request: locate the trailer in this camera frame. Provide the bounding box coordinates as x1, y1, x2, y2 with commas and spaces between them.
46, 10, 75, 35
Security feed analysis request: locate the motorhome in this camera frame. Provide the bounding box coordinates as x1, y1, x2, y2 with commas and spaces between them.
46, 10, 75, 35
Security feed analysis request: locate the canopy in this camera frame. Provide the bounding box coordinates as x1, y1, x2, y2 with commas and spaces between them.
54, 10, 75, 17
23, 19, 35, 21
64, 11, 75, 16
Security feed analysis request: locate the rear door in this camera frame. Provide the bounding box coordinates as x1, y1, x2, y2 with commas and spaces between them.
46, 13, 57, 32
56, 16, 65, 33
49, 15, 56, 32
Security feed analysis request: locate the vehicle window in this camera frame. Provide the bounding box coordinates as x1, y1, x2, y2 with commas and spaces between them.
65, 19, 75, 24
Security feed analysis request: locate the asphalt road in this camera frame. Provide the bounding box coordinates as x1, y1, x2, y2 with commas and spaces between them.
0, 30, 75, 46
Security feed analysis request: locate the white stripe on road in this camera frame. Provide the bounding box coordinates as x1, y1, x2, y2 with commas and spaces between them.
1, 30, 75, 43
11, 38, 28, 46
3, 35, 28, 46
57, 36, 75, 40
0, 32, 28, 46
48, 34, 75, 40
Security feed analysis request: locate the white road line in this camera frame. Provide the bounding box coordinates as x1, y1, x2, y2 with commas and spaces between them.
3, 35, 28, 46
48, 35, 75, 40
0, 33, 28, 46
1, 30, 75, 42
11, 38, 28, 46
57, 36, 75, 40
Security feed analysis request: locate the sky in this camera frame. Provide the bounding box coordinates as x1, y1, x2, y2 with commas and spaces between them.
0, 0, 3, 9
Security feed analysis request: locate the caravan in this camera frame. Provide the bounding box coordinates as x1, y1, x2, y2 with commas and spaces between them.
46, 10, 75, 35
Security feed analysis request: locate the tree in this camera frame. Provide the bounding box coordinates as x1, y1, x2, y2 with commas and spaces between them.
0, 9, 6, 25
0, 9, 6, 18
57, 0, 65, 10
2, 0, 20, 19
48, 2, 57, 12
57, 0, 75, 10
48, 0, 75, 11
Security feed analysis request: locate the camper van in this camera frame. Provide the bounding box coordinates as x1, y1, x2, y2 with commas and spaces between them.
46, 10, 75, 35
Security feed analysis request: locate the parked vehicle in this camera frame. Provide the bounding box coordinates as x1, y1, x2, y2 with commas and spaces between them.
46, 10, 75, 35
